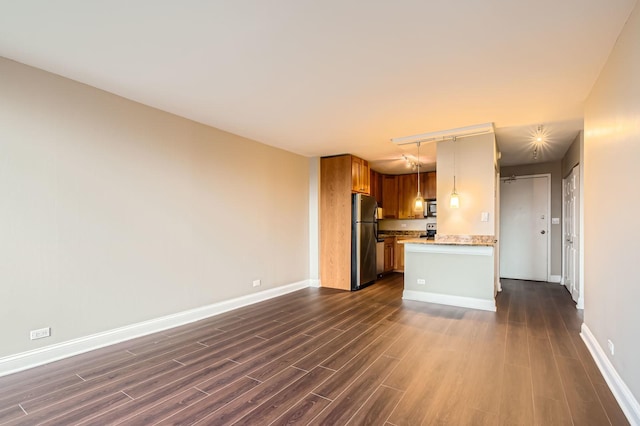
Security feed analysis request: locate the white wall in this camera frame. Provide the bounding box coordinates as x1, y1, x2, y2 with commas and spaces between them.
0, 58, 310, 358
437, 133, 496, 236
584, 0, 640, 405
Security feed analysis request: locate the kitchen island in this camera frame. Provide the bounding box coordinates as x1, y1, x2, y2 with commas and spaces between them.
399, 236, 497, 312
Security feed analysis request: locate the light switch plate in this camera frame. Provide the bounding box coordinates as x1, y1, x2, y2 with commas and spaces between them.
481, 212, 489, 222
552, 217, 560, 225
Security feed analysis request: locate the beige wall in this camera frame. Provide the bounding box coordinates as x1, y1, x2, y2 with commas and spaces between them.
584, 1, 640, 401
436, 133, 495, 235
500, 161, 562, 277
437, 133, 496, 236
562, 131, 582, 178
0, 58, 310, 358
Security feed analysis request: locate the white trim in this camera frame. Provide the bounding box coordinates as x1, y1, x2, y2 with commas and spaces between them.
403, 290, 496, 312
0, 280, 310, 378
562, 174, 567, 289
404, 243, 493, 256
581, 324, 640, 425
309, 279, 321, 288
549, 275, 562, 283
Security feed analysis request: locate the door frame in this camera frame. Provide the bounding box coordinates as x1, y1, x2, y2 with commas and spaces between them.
562, 164, 583, 308
499, 173, 552, 282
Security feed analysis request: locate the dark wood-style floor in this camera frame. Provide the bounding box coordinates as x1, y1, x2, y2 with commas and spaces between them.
0, 274, 628, 425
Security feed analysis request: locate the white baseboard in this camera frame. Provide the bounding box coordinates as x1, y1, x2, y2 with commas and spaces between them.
0, 280, 311, 378
549, 275, 562, 283
403, 290, 496, 312
309, 279, 321, 288
581, 324, 640, 425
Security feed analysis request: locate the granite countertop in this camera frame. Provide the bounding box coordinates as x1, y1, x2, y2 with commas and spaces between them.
377, 231, 425, 239
397, 238, 494, 247
397, 234, 496, 247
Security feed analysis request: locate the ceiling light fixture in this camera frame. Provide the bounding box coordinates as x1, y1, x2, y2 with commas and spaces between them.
532, 124, 543, 160
450, 137, 460, 209
414, 142, 425, 216
535, 124, 544, 142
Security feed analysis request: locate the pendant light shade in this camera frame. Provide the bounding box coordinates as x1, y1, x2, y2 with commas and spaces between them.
414, 142, 424, 216
450, 184, 460, 209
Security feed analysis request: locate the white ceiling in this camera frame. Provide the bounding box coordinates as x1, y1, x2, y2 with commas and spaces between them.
0, 1, 636, 172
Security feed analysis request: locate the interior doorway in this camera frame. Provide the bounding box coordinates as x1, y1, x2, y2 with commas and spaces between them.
563, 165, 581, 304
499, 174, 551, 281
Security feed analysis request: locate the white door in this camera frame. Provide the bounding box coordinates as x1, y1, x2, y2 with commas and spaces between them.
563, 166, 580, 302
500, 175, 549, 281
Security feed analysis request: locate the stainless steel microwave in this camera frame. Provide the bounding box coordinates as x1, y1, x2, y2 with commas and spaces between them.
426, 200, 437, 217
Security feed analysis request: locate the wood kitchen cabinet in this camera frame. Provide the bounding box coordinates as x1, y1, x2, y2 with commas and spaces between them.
394, 237, 409, 272
398, 174, 419, 219
384, 238, 394, 272
320, 154, 375, 291
423, 171, 437, 200
381, 175, 398, 218
351, 156, 370, 194
370, 169, 382, 204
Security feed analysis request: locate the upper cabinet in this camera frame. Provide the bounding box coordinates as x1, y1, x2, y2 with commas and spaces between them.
422, 171, 437, 200
381, 175, 399, 218
380, 171, 437, 219
370, 169, 382, 204
351, 156, 370, 194
398, 174, 418, 219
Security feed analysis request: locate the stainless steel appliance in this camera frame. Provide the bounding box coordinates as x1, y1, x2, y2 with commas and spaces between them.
351, 193, 378, 290
426, 222, 437, 239
426, 200, 437, 217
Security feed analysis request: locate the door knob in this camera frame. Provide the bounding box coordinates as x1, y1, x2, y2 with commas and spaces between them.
540, 230, 546, 234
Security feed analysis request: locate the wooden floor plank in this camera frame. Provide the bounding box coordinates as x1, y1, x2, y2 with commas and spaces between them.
385, 348, 454, 425
248, 328, 343, 382
153, 377, 259, 426
223, 366, 334, 425
528, 336, 566, 401
307, 356, 400, 425
505, 321, 530, 368
346, 385, 403, 425
594, 383, 630, 426
11, 392, 131, 426
0, 276, 627, 426
314, 335, 394, 400
498, 363, 534, 425
533, 395, 573, 426
269, 393, 331, 426
80, 387, 207, 426
189, 366, 306, 425
555, 354, 612, 425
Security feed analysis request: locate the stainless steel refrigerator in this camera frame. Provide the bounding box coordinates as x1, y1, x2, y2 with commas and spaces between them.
351, 193, 378, 290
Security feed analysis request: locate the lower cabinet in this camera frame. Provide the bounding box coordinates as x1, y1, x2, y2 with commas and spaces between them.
383, 238, 394, 272
394, 237, 409, 272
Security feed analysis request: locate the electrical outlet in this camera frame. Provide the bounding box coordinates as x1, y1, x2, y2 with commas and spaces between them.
401, 224, 407, 228
252, 279, 261, 287
30, 327, 51, 340
481, 212, 489, 222
607, 339, 615, 355
417, 278, 426, 285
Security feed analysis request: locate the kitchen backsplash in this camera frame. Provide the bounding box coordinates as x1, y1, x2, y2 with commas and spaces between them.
378, 218, 435, 231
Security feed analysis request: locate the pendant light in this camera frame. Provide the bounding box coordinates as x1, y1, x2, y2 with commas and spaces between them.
450, 137, 460, 209
414, 142, 425, 216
